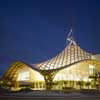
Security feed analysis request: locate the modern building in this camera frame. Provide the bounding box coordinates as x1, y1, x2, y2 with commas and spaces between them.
0, 29, 100, 91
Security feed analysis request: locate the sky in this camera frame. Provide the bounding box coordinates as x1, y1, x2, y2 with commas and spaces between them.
0, 0, 100, 76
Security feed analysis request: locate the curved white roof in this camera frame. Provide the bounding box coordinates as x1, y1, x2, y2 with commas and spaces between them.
32, 30, 100, 70
32, 43, 91, 70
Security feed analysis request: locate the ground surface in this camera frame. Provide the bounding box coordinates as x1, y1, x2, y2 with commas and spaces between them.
0, 96, 100, 100
0, 90, 100, 100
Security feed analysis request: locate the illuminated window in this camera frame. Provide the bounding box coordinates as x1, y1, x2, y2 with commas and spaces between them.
17, 70, 30, 81
89, 64, 95, 75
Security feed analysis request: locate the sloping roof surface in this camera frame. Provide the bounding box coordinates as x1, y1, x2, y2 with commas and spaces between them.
32, 30, 92, 70
33, 43, 91, 70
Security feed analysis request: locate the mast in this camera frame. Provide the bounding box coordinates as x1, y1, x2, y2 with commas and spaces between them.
66, 28, 77, 45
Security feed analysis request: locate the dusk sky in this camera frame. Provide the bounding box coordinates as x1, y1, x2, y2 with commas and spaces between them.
0, 0, 100, 75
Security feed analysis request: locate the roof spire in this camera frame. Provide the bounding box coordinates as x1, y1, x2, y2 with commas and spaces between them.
66, 28, 76, 45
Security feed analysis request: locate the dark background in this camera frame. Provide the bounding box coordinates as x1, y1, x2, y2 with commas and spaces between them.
0, 0, 100, 76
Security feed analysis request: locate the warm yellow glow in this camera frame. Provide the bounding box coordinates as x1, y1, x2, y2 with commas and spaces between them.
92, 55, 100, 61
83, 77, 89, 82
53, 62, 90, 82
1, 59, 100, 92
17, 70, 30, 81
89, 64, 95, 75
89, 64, 94, 69
17, 67, 45, 82
29, 68, 44, 81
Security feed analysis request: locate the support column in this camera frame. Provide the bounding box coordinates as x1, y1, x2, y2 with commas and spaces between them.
41, 70, 58, 90
44, 75, 53, 90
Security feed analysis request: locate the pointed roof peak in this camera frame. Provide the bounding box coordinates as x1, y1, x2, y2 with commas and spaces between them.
66, 28, 77, 46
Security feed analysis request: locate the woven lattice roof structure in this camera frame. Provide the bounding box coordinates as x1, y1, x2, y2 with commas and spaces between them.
1, 29, 100, 91
33, 29, 92, 70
